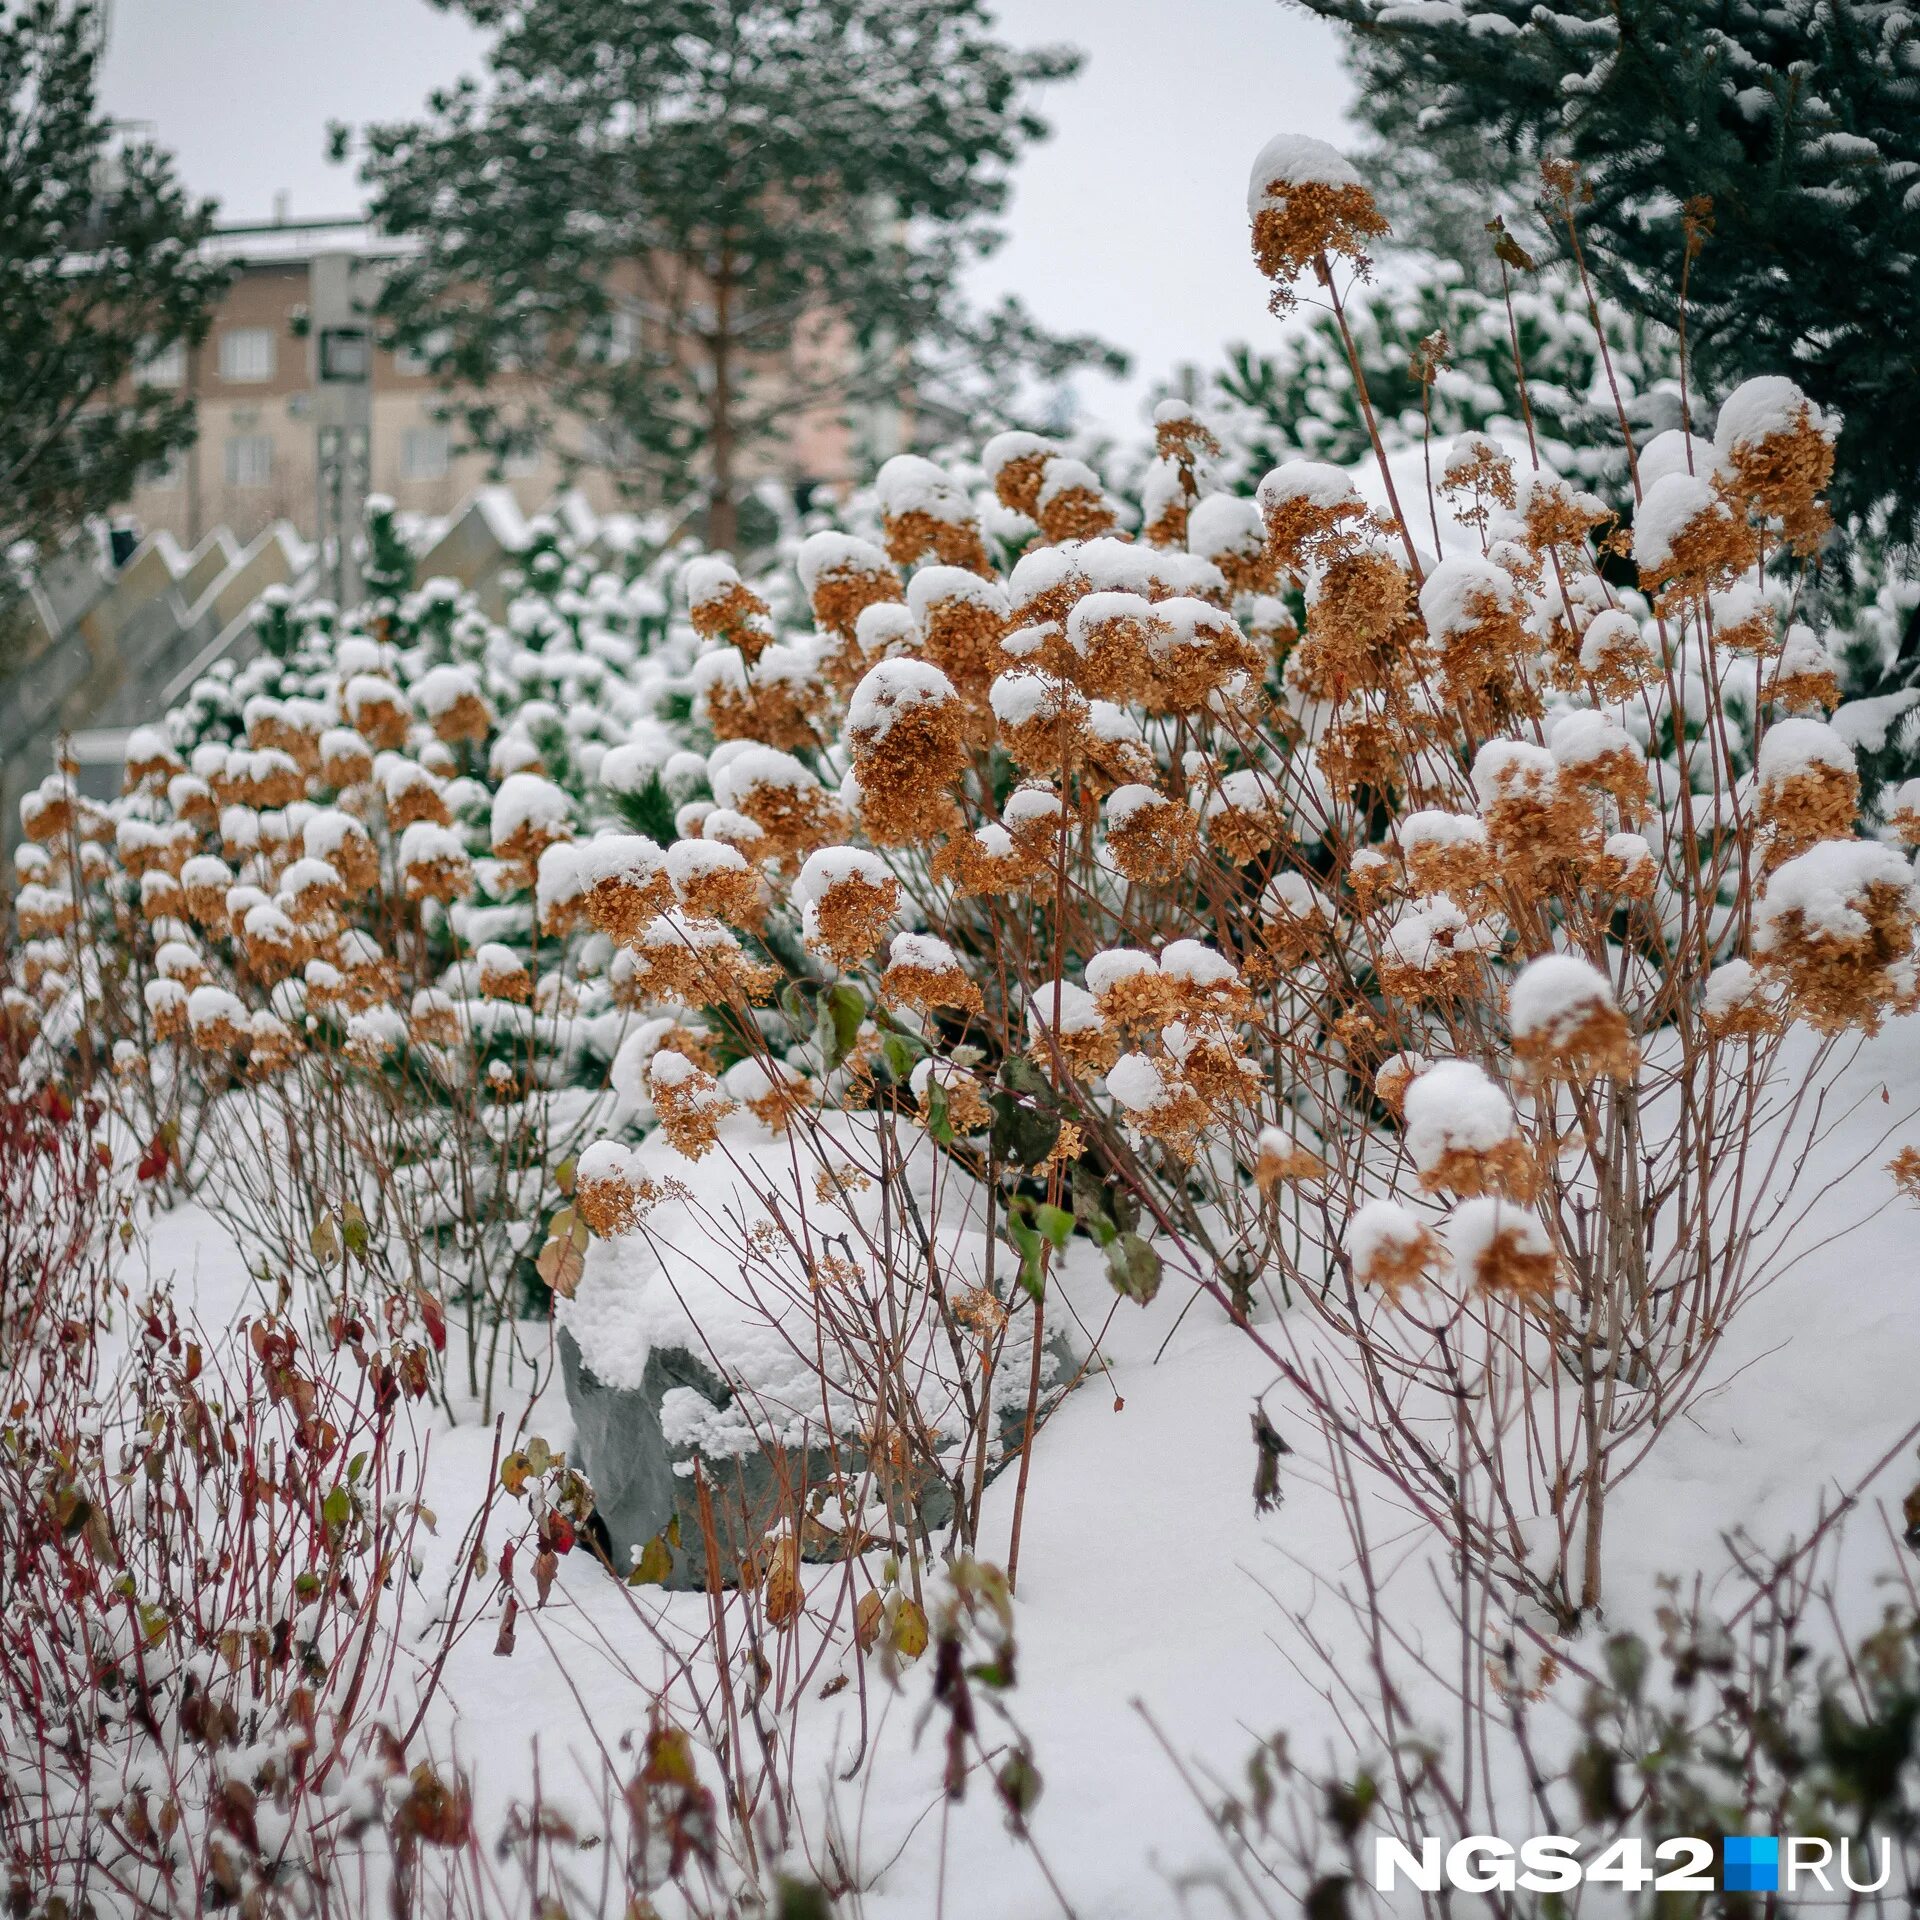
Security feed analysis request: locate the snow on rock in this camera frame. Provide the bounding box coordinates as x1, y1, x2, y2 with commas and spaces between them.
557, 1108, 1037, 1456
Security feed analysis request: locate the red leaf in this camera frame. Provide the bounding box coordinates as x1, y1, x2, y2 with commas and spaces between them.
136, 1134, 170, 1183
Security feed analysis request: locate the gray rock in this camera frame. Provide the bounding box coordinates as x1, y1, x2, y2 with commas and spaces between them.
559, 1324, 1071, 1587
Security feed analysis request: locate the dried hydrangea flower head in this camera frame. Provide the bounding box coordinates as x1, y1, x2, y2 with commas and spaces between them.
1755, 719, 1860, 864
1471, 739, 1595, 892
709, 744, 846, 869
846, 660, 969, 845
1085, 947, 1177, 1034
991, 669, 1091, 771
1509, 952, 1638, 1083
1106, 1049, 1213, 1158
1631, 470, 1761, 612
1418, 554, 1532, 707
1713, 376, 1839, 557
875, 454, 992, 575
1147, 597, 1264, 712
344, 673, 411, 752
1549, 711, 1649, 820
908, 566, 1011, 706
795, 846, 900, 968
1754, 839, 1917, 1033
1347, 1199, 1438, 1305
1437, 432, 1518, 538
1034, 456, 1118, 545
573, 1141, 647, 1238
648, 1049, 734, 1160
797, 531, 903, 685
881, 931, 983, 1015
930, 819, 1044, 897
1765, 623, 1842, 715
910, 1056, 993, 1135
1447, 1197, 1558, 1305
1404, 1059, 1537, 1201
1396, 810, 1491, 900
1189, 494, 1275, 599
683, 554, 775, 658
1025, 979, 1119, 1079
1700, 959, 1782, 1041
982, 430, 1058, 520
1577, 609, 1656, 703
666, 837, 761, 928
1204, 768, 1289, 866
1256, 460, 1373, 579
1103, 783, 1198, 885
1254, 1124, 1325, 1190
414, 663, 492, 745
574, 835, 673, 946
1247, 131, 1389, 313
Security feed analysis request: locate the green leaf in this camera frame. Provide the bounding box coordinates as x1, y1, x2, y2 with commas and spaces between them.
989, 1092, 1059, 1169
630, 1530, 674, 1586
879, 1030, 925, 1082
1035, 1203, 1074, 1250
322, 1485, 352, 1532
309, 1213, 340, 1264
1103, 1232, 1161, 1305
817, 983, 866, 1071
1006, 1212, 1046, 1302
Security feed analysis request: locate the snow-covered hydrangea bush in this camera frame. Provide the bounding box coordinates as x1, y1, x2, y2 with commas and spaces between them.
10, 133, 1919, 1633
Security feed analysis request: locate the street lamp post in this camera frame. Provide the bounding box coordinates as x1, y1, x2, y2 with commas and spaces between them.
310, 250, 374, 610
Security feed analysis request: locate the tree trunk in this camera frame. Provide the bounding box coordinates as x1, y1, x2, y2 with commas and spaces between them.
707, 242, 738, 555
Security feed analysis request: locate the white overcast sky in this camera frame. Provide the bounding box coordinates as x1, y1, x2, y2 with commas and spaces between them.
98, 0, 1356, 435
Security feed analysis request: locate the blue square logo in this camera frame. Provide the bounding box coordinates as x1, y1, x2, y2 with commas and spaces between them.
1724, 1836, 1780, 1892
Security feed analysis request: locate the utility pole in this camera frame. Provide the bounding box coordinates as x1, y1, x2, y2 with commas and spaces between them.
310, 251, 375, 609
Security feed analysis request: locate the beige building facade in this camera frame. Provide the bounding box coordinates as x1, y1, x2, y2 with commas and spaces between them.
124, 218, 874, 550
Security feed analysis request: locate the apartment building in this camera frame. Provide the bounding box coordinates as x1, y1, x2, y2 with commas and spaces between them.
124, 217, 873, 549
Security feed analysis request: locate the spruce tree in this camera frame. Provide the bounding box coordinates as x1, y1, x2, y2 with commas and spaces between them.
341, 0, 1123, 554
0, 0, 227, 628
1298, 0, 1920, 536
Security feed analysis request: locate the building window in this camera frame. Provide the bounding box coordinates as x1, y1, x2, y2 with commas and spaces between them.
219, 328, 276, 383
589, 307, 639, 367
393, 326, 450, 377
224, 433, 273, 487
139, 448, 184, 490
138, 338, 186, 388
402, 425, 452, 480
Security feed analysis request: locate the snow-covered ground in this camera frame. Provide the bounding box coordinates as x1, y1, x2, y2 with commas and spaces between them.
117, 1019, 1920, 1915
